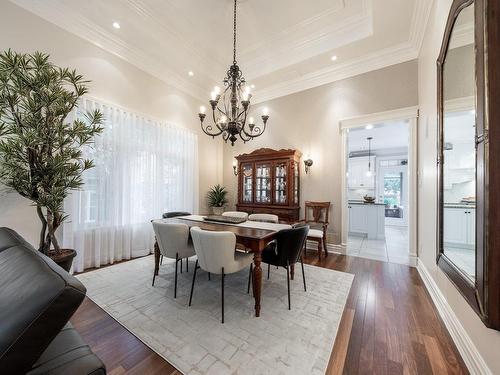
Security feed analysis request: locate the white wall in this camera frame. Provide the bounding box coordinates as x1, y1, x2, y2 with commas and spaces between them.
222, 61, 418, 244
417, 0, 500, 373
0, 2, 223, 247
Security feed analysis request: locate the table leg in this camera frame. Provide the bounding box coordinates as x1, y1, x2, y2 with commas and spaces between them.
290, 264, 295, 280
252, 251, 262, 317
154, 240, 160, 276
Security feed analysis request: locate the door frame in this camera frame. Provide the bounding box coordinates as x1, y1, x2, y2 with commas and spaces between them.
339, 106, 419, 264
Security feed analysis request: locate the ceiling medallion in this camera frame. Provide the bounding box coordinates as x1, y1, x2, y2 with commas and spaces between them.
197, 0, 269, 146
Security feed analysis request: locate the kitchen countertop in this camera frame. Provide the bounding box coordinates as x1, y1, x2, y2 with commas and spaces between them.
348, 201, 386, 206
444, 203, 476, 209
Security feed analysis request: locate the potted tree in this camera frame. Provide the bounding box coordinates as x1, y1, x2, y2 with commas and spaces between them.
0, 50, 104, 271
207, 184, 228, 215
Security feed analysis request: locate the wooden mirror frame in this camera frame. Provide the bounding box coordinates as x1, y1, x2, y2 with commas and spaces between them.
437, 0, 500, 330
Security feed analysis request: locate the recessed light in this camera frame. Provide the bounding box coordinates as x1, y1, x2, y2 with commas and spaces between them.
112, 21, 120, 29
250, 84, 255, 89
365, 124, 373, 130
188, 71, 194, 77
331, 55, 338, 61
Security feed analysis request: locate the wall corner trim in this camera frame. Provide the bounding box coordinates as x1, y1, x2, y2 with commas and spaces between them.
417, 259, 492, 375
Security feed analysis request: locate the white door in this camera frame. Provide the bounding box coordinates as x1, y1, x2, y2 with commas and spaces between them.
466, 208, 476, 246
377, 165, 408, 226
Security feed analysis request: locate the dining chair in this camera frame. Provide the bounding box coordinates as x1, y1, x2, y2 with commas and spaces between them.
159, 211, 191, 266
261, 225, 309, 310
248, 213, 279, 223
299, 201, 331, 259
221, 211, 249, 220
189, 227, 253, 323
151, 222, 196, 298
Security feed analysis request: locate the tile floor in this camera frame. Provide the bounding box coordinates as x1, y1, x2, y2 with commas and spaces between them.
444, 246, 475, 280
347, 225, 410, 265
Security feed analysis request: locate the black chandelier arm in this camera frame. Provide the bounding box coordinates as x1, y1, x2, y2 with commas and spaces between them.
238, 129, 252, 143
200, 117, 224, 137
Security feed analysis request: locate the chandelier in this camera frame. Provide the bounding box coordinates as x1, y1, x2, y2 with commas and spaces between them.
197, 0, 269, 146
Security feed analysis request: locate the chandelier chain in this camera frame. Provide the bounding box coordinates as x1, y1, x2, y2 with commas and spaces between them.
233, 0, 237, 64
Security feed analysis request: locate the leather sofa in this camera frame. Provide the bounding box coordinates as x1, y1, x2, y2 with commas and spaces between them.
0, 227, 106, 374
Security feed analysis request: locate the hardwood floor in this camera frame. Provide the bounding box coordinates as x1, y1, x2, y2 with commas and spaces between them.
71, 252, 469, 375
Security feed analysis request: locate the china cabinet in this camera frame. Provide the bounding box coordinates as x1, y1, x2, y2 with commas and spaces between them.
235, 148, 301, 222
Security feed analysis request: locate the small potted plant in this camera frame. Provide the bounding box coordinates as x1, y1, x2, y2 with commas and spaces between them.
207, 184, 228, 215
0, 50, 104, 271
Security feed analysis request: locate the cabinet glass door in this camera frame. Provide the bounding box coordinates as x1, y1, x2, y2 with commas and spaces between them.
255, 163, 271, 204
241, 163, 253, 203
274, 161, 288, 205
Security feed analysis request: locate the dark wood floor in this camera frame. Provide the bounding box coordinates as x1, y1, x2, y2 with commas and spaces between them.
71, 252, 469, 375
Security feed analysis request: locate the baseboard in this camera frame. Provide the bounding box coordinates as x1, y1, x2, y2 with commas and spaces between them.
417, 259, 491, 375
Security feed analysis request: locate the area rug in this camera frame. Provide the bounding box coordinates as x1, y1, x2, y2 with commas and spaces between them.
76, 255, 353, 375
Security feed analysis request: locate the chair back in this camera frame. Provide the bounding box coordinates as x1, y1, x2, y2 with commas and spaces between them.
152, 222, 190, 258
274, 225, 309, 266
222, 211, 249, 220
190, 227, 237, 274
303, 201, 330, 225
248, 213, 279, 223
162, 211, 191, 219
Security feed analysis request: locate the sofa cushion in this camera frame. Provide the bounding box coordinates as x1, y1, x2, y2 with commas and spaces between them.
0, 230, 87, 374
27, 323, 106, 375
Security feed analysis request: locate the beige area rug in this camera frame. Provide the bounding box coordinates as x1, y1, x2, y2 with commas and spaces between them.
77, 255, 353, 375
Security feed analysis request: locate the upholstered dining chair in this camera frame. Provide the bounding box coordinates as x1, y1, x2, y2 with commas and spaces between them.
159, 211, 191, 266
222, 211, 249, 220
248, 213, 279, 223
189, 227, 253, 323
261, 225, 309, 310
151, 222, 196, 298
300, 201, 331, 259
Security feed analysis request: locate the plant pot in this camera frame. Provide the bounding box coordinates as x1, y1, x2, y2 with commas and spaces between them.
49, 249, 77, 272
212, 206, 225, 216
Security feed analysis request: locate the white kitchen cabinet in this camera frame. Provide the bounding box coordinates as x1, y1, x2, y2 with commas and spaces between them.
443, 207, 475, 247
348, 203, 385, 239
348, 156, 375, 189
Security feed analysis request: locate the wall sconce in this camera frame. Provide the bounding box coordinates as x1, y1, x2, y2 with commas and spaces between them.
304, 158, 313, 174
232, 159, 239, 176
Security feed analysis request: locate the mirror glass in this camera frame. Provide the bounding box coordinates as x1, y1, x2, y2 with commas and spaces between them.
442, 3, 476, 281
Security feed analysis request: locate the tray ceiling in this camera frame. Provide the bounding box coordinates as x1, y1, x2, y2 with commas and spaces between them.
10, 0, 433, 103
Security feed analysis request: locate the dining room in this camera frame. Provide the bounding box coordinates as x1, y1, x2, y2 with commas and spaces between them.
1, 0, 500, 374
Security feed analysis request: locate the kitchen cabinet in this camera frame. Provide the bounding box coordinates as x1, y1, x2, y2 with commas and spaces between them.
348, 203, 385, 239
348, 156, 376, 189
443, 207, 475, 248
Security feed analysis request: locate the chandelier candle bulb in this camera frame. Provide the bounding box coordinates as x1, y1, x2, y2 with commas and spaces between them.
196, 0, 269, 146
199, 106, 206, 114
262, 107, 269, 116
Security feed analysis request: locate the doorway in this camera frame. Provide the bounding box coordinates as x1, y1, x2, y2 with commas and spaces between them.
339, 107, 418, 266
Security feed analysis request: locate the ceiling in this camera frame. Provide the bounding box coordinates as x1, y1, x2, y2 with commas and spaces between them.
10, 0, 433, 103
348, 120, 409, 152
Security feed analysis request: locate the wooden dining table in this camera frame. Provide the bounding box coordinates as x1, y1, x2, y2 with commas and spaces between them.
153, 215, 290, 317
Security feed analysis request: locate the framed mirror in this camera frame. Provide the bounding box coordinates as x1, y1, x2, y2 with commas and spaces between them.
437, 0, 500, 330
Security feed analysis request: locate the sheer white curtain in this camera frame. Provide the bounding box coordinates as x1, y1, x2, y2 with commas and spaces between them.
63, 98, 198, 273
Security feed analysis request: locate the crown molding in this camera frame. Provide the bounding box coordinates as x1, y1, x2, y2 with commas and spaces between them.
252, 41, 418, 104
252, 0, 434, 104
9, 0, 208, 102
241, 0, 372, 78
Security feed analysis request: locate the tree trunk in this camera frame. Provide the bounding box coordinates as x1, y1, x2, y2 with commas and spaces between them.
36, 205, 48, 253
46, 210, 61, 254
